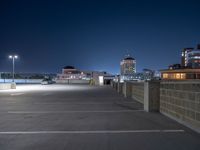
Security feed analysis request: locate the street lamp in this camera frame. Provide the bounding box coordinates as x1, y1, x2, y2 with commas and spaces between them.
8, 55, 18, 82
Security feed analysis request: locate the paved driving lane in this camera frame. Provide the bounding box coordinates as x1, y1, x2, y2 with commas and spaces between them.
0, 84, 199, 150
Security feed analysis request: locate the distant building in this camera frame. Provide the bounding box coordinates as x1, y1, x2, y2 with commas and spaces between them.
168, 64, 182, 70
160, 69, 200, 80
181, 44, 200, 68
120, 54, 136, 80
181, 48, 194, 67
161, 44, 200, 80
91, 71, 114, 85
57, 66, 87, 80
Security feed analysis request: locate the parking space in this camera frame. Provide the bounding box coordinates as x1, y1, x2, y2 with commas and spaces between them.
0, 84, 199, 150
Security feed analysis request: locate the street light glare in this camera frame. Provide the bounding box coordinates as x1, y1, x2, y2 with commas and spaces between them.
9, 55, 18, 59
8, 54, 19, 82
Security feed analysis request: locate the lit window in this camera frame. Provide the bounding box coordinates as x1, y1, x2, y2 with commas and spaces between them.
176, 73, 181, 79
163, 73, 168, 79
181, 73, 186, 79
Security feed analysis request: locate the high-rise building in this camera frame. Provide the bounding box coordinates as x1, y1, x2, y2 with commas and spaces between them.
181, 48, 194, 67
161, 44, 200, 80
187, 45, 200, 69
120, 54, 136, 80
181, 44, 200, 68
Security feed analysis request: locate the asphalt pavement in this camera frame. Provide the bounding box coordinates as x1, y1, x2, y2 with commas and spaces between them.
0, 84, 199, 150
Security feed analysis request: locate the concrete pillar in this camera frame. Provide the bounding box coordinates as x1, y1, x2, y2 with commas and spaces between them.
123, 81, 132, 98
11, 82, 16, 89
144, 81, 160, 112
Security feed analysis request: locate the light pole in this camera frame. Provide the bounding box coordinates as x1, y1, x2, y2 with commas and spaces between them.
9, 55, 18, 82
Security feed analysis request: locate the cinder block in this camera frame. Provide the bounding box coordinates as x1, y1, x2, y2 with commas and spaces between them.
187, 93, 196, 101
186, 110, 196, 120
196, 112, 200, 121
195, 93, 200, 103
195, 103, 200, 112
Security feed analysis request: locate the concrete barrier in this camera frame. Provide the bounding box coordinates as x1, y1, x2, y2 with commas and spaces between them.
111, 80, 200, 132
160, 80, 200, 133
131, 82, 144, 104
123, 81, 132, 98
117, 82, 123, 94
122, 81, 160, 112
56, 79, 90, 84
144, 81, 160, 112
0, 83, 16, 90
0, 79, 42, 84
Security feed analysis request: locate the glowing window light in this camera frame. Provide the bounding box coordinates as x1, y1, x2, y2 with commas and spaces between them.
163, 73, 168, 79
181, 73, 186, 79
176, 73, 181, 79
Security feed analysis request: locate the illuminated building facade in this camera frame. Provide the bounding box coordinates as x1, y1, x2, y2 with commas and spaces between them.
181, 48, 194, 67
161, 69, 200, 80
120, 55, 136, 80
181, 44, 200, 68
161, 44, 200, 80
57, 66, 86, 80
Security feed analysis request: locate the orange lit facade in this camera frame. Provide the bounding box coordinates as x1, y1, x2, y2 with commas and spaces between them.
160, 69, 200, 80
57, 66, 87, 80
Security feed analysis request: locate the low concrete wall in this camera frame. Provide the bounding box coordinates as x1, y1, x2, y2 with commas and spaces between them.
0, 83, 16, 90
56, 79, 90, 84
121, 81, 144, 103
144, 81, 160, 112
0, 79, 42, 84
123, 81, 159, 111
111, 81, 120, 91
118, 83, 123, 94
160, 81, 200, 133
111, 80, 200, 132
122, 82, 132, 98
131, 82, 144, 104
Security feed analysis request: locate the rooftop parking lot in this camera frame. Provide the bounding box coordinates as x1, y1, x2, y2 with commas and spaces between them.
0, 84, 199, 150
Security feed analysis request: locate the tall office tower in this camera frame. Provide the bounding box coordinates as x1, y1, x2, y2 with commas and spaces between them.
181, 48, 194, 67
187, 45, 200, 68
120, 54, 136, 80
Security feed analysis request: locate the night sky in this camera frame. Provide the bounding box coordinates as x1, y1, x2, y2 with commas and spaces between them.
0, 0, 200, 74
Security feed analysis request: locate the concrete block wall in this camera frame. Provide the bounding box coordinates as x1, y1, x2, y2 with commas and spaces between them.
112, 81, 118, 91
144, 81, 160, 112
118, 83, 123, 94
111, 80, 200, 132
131, 82, 144, 104
122, 81, 132, 98
56, 79, 90, 84
160, 81, 200, 132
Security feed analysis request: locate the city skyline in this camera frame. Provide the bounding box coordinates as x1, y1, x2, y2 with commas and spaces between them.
0, 0, 200, 74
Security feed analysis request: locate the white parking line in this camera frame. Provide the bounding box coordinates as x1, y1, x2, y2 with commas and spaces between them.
10, 93, 25, 96
8, 110, 144, 114
33, 102, 137, 105
0, 130, 185, 134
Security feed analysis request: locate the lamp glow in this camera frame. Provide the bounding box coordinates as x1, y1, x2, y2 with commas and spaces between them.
8, 54, 19, 82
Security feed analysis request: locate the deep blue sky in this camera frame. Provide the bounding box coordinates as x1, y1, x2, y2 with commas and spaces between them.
0, 0, 200, 74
